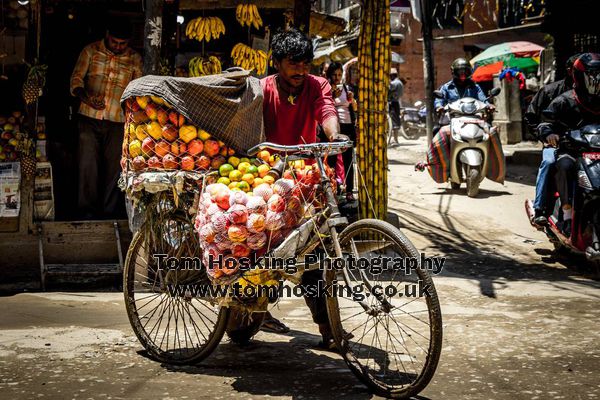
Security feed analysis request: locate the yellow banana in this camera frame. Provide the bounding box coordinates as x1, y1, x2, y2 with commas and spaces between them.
205, 18, 212, 42
242, 4, 249, 27
236, 4, 243, 24
196, 18, 205, 41
210, 17, 216, 37
251, 5, 259, 29
248, 4, 255, 27
255, 6, 263, 28
185, 21, 193, 37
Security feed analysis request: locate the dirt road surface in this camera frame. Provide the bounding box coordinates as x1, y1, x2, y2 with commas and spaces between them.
1, 142, 599, 399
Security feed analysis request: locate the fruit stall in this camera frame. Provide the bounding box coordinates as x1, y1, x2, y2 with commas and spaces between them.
0, 0, 348, 289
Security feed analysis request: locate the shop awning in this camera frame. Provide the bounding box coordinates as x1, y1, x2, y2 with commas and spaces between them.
310, 11, 347, 39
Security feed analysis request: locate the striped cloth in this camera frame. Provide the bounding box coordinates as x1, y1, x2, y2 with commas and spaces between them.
426, 128, 505, 184
70, 40, 143, 123
121, 69, 265, 155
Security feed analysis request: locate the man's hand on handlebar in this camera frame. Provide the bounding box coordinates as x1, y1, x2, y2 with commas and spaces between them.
330, 133, 350, 143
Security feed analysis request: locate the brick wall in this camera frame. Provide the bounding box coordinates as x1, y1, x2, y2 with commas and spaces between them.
394, 0, 546, 105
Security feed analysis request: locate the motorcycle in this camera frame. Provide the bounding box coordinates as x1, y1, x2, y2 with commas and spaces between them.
525, 124, 600, 263
400, 101, 427, 139
433, 87, 503, 197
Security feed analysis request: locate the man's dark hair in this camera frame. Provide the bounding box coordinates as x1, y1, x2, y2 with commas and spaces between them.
271, 28, 313, 63
325, 62, 343, 83
107, 17, 133, 40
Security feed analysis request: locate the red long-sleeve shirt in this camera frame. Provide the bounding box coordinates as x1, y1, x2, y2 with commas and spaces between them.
261, 74, 338, 145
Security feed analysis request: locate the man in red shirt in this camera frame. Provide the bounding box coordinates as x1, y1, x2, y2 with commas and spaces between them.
259, 29, 347, 349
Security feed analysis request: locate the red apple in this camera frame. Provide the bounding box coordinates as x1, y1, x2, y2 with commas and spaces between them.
215, 191, 230, 210
157, 108, 169, 126
203, 139, 220, 157
196, 155, 211, 170
145, 103, 159, 121
147, 156, 162, 169
211, 155, 226, 170
283, 170, 294, 180
154, 140, 170, 158
1, 132, 13, 140
132, 155, 147, 171
171, 141, 184, 156
168, 110, 185, 127
141, 137, 155, 157
162, 125, 178, 142
181, 156, 195, 171
162, 154, 178, 169
187, 139, 204, 156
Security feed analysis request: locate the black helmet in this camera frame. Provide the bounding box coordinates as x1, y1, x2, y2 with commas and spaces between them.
572, 53, 600, 99
451, 58, 473, 83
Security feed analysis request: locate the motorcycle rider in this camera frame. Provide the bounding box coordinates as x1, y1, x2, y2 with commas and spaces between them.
538, 53, 600, 237
525, 54, 579, 226
433, 58, 491, 142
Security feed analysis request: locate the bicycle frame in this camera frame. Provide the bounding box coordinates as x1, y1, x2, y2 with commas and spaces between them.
248, 141, 377, 312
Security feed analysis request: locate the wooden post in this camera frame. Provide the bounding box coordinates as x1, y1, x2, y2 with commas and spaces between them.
294, 0, 311, 33
421, 0, 435, 147
143, 0, 164, 75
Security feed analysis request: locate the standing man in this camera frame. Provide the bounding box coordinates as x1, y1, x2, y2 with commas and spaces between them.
388, 68, 403, 145
260, 28, 348, 348
70, 20, 142, 219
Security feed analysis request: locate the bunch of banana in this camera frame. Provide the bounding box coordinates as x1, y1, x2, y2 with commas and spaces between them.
231, 43, 269, 74
188, 56, 222, 77
236, 3, 263, 29
185, 16, 226, 42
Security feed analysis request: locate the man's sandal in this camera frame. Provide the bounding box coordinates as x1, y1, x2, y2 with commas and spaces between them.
260, 316, 290, 334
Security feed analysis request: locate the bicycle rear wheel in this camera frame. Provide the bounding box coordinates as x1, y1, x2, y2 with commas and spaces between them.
123, 213, 229, 364
326, 219, 442, 399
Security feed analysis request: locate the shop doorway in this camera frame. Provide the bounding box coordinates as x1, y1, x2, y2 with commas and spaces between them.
39, 1, 143, 221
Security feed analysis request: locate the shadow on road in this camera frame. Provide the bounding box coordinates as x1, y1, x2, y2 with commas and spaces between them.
156, 328, 432, 400
389, 196, 600, 299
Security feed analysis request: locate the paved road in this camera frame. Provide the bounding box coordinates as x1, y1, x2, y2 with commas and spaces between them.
1, 143, 599, 399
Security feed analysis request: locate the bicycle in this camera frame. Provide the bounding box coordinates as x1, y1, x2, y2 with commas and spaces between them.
123, 141, 442, 399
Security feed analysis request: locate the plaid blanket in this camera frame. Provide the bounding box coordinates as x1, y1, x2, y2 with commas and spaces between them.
426, 129, 505, 184
120, 69, 264, 155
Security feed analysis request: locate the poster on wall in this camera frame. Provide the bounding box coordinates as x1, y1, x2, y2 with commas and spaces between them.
34, 162, 55, 221
0, 162, 21, 218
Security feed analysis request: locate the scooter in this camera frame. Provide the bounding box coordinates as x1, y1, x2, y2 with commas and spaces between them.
525, 124, 600, 263
400, 101, 427, 139
434, 87, 502, 197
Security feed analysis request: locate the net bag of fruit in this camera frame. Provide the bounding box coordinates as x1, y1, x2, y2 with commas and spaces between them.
194, 154, 338, 304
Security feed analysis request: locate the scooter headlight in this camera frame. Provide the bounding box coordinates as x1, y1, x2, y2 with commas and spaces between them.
461, 102, 477, 114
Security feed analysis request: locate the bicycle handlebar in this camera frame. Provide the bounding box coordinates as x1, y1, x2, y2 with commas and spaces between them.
247, 141, 354, 157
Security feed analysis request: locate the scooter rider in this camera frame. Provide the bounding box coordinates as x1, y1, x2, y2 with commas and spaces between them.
525, 54, 579, 226
538, 53, 600, 237
433, 58, 491, 140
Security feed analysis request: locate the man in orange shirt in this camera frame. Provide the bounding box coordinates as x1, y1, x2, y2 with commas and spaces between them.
70, 20, 142, 219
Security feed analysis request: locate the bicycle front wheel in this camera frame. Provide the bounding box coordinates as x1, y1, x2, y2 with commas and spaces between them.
123, 214, 229, 364
326, 219, 442, 399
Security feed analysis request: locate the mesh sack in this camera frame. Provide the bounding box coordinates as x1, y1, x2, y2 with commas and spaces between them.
194, 154, 337, 290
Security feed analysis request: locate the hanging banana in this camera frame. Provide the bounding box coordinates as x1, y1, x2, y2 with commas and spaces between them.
236, 3, 263, 29
185, 16, 226, 42
188, 56, 223, 77
230, 43, 268, 74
